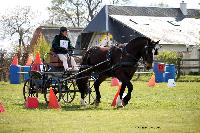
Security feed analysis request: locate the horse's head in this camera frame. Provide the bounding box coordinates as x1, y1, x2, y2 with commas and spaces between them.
141, 39, 160, 70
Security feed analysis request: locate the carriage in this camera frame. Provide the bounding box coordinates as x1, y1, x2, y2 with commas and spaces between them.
22, 50, 96, 104
23, 37, 160, 107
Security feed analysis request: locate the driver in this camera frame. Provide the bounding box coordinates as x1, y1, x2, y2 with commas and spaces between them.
52, 27, 78, 71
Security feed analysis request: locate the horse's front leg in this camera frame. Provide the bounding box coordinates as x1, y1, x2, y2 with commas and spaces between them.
78, 77, 89, 106
123, 81, 133, 106
80, 91, 87, 106
93, 79, 103, 106
117, 82, 126, 107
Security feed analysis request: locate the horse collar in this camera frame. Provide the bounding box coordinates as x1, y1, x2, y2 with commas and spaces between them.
122, 45, 139, 62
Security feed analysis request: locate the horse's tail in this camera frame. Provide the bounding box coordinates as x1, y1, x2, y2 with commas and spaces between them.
76, 70, 90, 99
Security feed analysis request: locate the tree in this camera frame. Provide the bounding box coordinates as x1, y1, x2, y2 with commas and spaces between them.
0, 6, 36, 64
150, 2, 169, 8
110, 0, 130, 5
156, 51, 181, 65
48, 0, 104, 27
83, 0, 102, 22
33, 34, 51, 60
84, 0, 130, 21
48, 0, 130, 27
48, 0, 86, 27
48, 0, 87, 27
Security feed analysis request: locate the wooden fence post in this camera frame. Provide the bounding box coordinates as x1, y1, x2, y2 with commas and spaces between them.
198, 49, 200, 73
176, 58, 181, 80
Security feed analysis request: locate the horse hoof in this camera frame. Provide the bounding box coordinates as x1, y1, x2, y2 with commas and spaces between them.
116, 98, 124, 108
95, 102, 99, 106
92, 99, 100, 106
117, 105, 124, 109
80, 98, 87, 106
90, 101, 95, 105
123, 95, 130, 106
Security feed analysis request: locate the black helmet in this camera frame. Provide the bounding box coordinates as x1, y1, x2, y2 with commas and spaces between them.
60, 27, 68, 32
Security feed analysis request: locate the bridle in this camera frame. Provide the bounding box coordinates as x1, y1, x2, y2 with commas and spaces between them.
141, 41, 160, 67
106, 39, 160, 69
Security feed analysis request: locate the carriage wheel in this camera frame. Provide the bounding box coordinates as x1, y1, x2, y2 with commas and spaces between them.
23, 79, 38, 101
61, 79, 77, 103
44, 78, 62, 104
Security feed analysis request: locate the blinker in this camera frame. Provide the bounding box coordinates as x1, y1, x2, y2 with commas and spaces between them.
154, 48, 158, 55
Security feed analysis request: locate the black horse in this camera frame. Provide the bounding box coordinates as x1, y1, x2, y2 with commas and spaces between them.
76, 37, 160, 107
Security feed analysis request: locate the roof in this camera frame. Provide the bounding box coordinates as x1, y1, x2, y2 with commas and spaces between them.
82, 5, 200, 46
110, 15, 200, 45
83, 6, 108, 33
108, 5, 200, 18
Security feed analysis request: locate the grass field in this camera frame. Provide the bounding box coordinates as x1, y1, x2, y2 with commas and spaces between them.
0, 81, 200, 133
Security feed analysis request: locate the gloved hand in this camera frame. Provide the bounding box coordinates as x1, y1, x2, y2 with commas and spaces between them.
69, 46, 75, 50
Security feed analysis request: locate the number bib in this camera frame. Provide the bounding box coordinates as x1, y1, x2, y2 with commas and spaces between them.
60, 40, 69, 49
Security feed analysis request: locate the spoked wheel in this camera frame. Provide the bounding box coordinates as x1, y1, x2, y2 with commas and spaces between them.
44, 78, 62, 104
61, 79, 77, 103
84, 77, 96, 105
23, 79, 38, 101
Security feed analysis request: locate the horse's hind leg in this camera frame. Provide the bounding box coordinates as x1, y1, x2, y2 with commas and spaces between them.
93, 76, 106, 106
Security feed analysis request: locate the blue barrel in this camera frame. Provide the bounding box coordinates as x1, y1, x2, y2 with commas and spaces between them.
164, 64, 176, 82
23, 66, 31, 81
153, 63, 164, 83
10, 65, 21, 84
153, 62, 158, 72
155, 72, 164, 83
164, 72, 170, 82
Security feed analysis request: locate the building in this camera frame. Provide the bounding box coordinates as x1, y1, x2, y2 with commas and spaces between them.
81, 2, 200, 72
30, 26, 83, 52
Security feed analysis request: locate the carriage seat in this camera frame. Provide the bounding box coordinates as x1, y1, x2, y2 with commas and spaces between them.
49, 50, 82, 70
49, 51, 63, 67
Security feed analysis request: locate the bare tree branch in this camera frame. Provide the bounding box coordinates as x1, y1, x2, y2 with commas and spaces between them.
47, 0, 103, 27
0, 6, 36, 64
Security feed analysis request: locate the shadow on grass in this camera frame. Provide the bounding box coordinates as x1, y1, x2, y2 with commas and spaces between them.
15, 102, 48, 110
15, 101, 119, 111
61, 104, 81, 111
61, 103, 123, 111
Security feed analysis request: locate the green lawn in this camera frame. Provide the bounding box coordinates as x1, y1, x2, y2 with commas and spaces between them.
0, 81, 200, 133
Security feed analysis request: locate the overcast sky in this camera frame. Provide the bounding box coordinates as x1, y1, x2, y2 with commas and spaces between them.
0, 0, 199, 50
0, 0, 199, 22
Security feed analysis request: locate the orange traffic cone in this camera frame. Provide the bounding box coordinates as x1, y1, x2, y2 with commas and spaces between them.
11, 55, 18, 65
33, 52, 42, 65
48, 87, 61, 109
111, 77, 120, 87
148, 74, 156, 87
25, 54, 33, 66
25, 97, 39, 109
111, 83, 122, 107
0, 102, 5, 113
